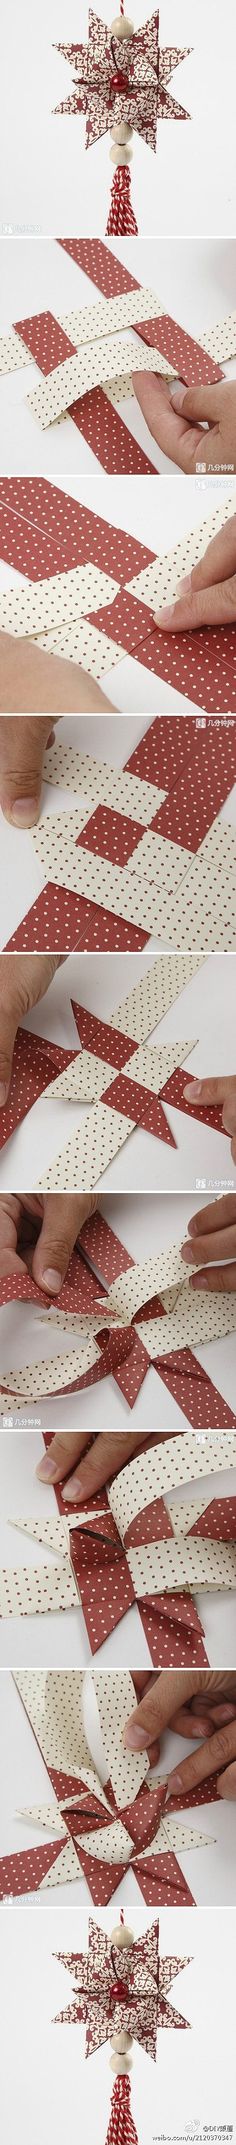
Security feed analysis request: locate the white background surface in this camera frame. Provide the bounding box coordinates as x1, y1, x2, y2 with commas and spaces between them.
1, 236, 236, 476
0, 0, 236, 237
0, 1191, 236, 1429
1, 1906, 235, 2145
1, 1669, 236, 1906
0, 1432, 236, 1670
0, 947, 236, 1192
1, 711, 236, 951
1, 476, 236, 713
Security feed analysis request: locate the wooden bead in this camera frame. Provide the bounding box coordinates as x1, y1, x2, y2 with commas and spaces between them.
110, 2032, 133, 2052
110, 2054, 133, 2075
110, 1925, 134, 1948
111, 121, 132, 141
109, 142, 133, 163
110, 17, 134, 37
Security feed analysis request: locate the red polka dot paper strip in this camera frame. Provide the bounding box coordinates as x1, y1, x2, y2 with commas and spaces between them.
70, 384, 156, 476
0, 1692, 221, 1905
0, 1026, 78, 1151
15, 310, 77, 374
4, 714, 236, 957
1, 1205, 236, 1426
0, 480, 236, 714
0, 477, 153, 580
61, 242, 223, 389
58, 239, 140, 297
6, 884, 148, 956
0, 1839, 64, 1900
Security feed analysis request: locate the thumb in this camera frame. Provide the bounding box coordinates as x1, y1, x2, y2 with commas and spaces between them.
0, 953, 62, 1107
183, 1076, 233, 1108
170, 382, 223, 426
123, 1671, 205, 1750
32, 1194, 97, 1294
154, 570, 236, 631
0, 715, 55, 826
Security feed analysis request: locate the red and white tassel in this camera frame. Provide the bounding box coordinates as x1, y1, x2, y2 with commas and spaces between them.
105, 2074, 139, 2145
106, 162, 138, 232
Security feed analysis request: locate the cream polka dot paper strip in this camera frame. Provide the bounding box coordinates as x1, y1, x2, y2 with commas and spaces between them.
27, 330, 174, 430
109, 1434, 236, 1537
44, 738, 164, 825
128, 1540, 236, 1594
0, 1664, 222, 1905
2, 1433, 236, 1633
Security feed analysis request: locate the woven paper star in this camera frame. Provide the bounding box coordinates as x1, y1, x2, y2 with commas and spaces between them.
54, 1917, 190, 2050
54, 12, 191, 148
0, 1665, 221, 1906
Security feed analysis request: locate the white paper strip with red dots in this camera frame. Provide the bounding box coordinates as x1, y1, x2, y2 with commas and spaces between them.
109, 1433, 236, 1536
129, 496, 236, 609
27, 331, 174, 429
93, 1670, 149, 1805
106, 1243, 198, 1320
136, 1288, 236, 1356
40, 1040, 195, 1190
44, 739, 165, 824
14, 1668, 89, 1775
0, 565, 120, 639
1, 305, 236, 381
128, 1540, 236, 1592
0, 1559, 78, 1618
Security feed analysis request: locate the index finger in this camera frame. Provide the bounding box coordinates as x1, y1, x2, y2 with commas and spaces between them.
131, 373, 204, 474
123, 1671, 204, 1750
166, 1718, 236, 1798
188, 1196, 236, 1237
190, 512, 236, 591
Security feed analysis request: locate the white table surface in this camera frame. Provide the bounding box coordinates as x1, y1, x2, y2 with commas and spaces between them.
0, 477, 236, 713
0, 1191, 236, 1429
0, 236, 236, 477
1, 1668, 236, 1908
0, 948, 235, 1193
0, 1432, 235, 1671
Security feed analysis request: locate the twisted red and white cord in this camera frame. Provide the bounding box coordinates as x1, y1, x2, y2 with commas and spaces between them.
105, 2074, 139, 2145
106, 164, 138, 232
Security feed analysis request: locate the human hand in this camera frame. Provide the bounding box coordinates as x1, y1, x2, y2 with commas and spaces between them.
0, 953, 63, 1106
181, 1193, 236, 1289
0, 634, 114, 713
36, 1428, 153, 1493
132, 373, 236, 475
0, 1193, 96, 1293
183, 1074, 236, 1165
152, 510, 236, 630
123, 1670, 236, 1797
0, 715, 57, 826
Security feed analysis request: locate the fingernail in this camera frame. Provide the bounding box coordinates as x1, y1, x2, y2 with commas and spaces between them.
9, 797, 40, 827
184, 1080, 202, 1100
181, 1242, 194, 1261
41, 1267, 62, 1293
123, 1723, 148, 1750
62, 1474, 83, 1501
169, 382, 186, 409
166, 1771, 184, 1797
154, 603, 177, 626
190, 1273, 207, 1288
36, 1457, 61, 1482
0, 1082, 8, 1106
178, 573, 192, 596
